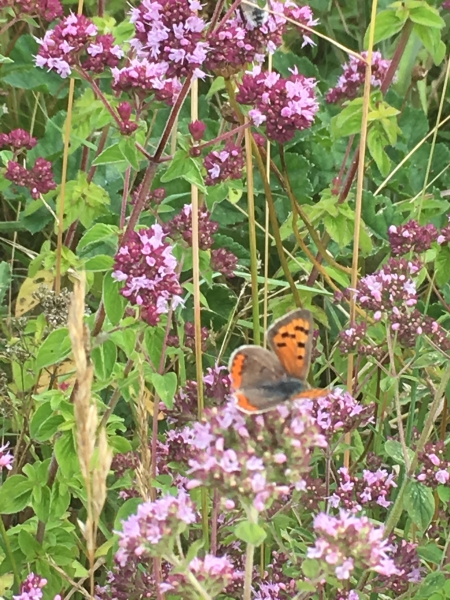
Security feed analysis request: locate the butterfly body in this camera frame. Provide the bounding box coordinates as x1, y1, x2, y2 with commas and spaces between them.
229, 309, 327, 413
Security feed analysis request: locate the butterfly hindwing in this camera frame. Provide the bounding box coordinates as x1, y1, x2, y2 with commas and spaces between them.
266, 309, 313, 380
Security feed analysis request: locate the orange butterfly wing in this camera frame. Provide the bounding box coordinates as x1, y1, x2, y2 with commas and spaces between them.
267, 309, 313, 380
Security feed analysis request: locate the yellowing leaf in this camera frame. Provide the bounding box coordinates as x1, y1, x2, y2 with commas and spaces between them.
36, 359, 77, 393
15, 270, 54, 317
143, 387, 165, 420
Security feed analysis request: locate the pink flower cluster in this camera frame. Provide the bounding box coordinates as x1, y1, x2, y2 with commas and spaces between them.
163, 204, 239, 277
36, 13, 123, 78
13, 574, 47, 600
326, 50, 391, 104
112, 224, 183, 325
437, 215, 450, 245
307, 511, 399, 580
163, 204, 218, 250
182, 399, 326, 512
167, 321, 210, 352
130, 0, 208, 80
0, 442, 14, 470
203, 143, 245, 186
206, 1, 317, 76
116, 490, 196, 564
1, 0, 62, 22
309, 389, 374, 437
237, 65, 319, 143
372, 539, 422, 595
329, 466, 396, 511
416, 441, 450, 488
160, 554, 239, 598
165, 365, 233, 427
0, 129, 37, 151
211, 247, 238, 277
351, 257, 450, 349
388, 220, 438, 255
6, 158, 56, 199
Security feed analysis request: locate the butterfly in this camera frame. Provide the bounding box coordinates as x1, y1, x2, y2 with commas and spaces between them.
228, 309, 328, 414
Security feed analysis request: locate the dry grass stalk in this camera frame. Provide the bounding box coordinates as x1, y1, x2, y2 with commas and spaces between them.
68, 273, 113, 594
135, 366, 153, 501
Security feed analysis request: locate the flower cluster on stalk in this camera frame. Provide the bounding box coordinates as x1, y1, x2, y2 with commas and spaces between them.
307, 511, 399, 580
13, 574, 48, 600
416, 441, 450, 488
163, 204, 239, 277
203, 143, 245, 186
112, 224, 183, 325
326, 50, 391, 103
388, 220, 438, 256
2, 0, 62, 21
6, 157, 56, 199
237, 65, 319, 143
329, 466, 397, 511
180, 399, 326, 512
340, 257, 450, 350
36, 13, 123, 78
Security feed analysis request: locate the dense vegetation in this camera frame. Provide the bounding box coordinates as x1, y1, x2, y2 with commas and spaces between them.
1, 0, 450, 598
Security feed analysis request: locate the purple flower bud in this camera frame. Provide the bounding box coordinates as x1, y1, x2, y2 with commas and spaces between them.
188, 119, 206, 141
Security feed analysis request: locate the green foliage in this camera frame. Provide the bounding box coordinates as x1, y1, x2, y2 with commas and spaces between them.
1, 0, 450, 597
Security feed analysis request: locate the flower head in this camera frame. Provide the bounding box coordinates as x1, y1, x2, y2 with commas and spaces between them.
327, 51, 392, 103
181, 399, 326, 512
112, 224, 183, 325
115, 490, 196, 565
308, 510, 399, 580
13, 574, 47, 600
237, 66, 318, 143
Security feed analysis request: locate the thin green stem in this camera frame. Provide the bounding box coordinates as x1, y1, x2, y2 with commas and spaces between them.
0, 516, 19, 590
385, 361, 450, 535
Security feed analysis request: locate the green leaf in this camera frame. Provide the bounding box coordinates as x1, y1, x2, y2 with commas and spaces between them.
437, 484, 450, 504
152, 372, 177, 410
78, 223, 118, 252
54, 432, 79, 478
301, 558, 320, 579
409, 5, 445, 28
367, 128, 391, 177
59, 171, 110, 230
417, 543, 443, 565
404, 480, 435, 531
32, 485, 51, 523
161, 149, 194, 182
367, 9, 405, 45
30, 402, 64, 442
413, 24, 444, 65
119, 136, 141, 172
384, 439, 414, 466
331, 99, 363, 137
435, 246, 450, 287
50, 481, 71, 520
18, 530, 42, 560
36, 328, 72, 370
0, 261, 11, 306
414, 572, 446, 599
0, 475, 33, 513
323, 212, 353, 249
103, 272, 127, 326
91, 339, 117, 380
206, 76, 225, 98
91, 143, 126, 166
114, 498, 143, 531
234, 521, 266, 546
84, 254, 115, 271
